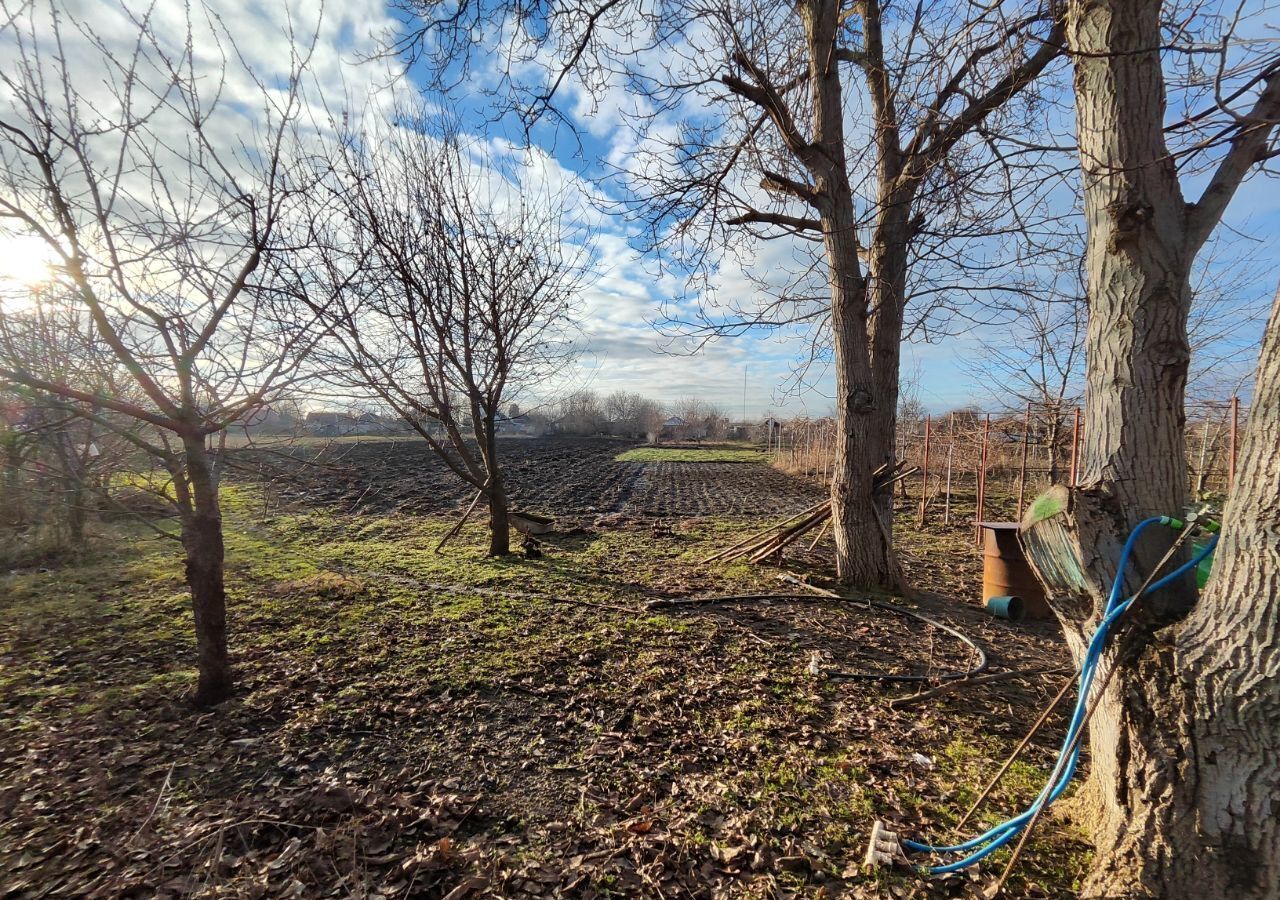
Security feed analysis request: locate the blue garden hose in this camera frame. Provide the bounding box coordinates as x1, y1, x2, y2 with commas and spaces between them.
899, 516, 1219, 875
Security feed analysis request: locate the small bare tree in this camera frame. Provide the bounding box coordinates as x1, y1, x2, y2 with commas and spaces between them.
603, 390, 648, 438
638, 398, 664, 442
0, 288, 143, 551
0, 3, 330, 705
557, 390, 607, 435
316, 115, 590, 555
965, 258, 1085, 484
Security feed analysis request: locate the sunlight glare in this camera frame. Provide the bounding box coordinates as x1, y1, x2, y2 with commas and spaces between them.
0, 233, 58, 299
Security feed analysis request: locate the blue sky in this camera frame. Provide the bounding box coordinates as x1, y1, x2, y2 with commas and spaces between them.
7, 0, 1274, 418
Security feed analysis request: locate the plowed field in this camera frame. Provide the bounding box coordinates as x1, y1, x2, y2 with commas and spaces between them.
250, 437, 825, 519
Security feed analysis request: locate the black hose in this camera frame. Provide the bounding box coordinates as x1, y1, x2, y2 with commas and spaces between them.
649, 593, 988, 683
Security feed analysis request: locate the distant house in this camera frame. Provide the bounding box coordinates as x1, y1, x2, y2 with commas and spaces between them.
660, 417, 711, 442
659, 415, 689, 441
304, 410, 403, 437
493, 412, 528, 435
238, 404, 300, 434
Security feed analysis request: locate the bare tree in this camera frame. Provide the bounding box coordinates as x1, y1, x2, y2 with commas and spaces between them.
557, 389, 607, 435
966, 259, 1085, 483
702, 404, 730, 441
389, 0, 1069, 589
668, 396, 715, 441
602, 390, 669, 439
971, 236, 1263, 488
1186, 237, 1274, 394
893, 364, 926, 499
1019, 3, 1280, 893
0, 3, 330, 705
0, 288, 143, 550
637, 397, 664, 442
603, 391, 634, 435
315, 116, 590, 555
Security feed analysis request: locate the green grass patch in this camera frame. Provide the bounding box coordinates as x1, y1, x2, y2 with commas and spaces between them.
614, 447, 765, 464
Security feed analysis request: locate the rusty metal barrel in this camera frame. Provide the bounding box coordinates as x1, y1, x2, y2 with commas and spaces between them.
978, 522, 1051, 619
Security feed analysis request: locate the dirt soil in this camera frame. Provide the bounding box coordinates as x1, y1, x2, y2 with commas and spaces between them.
1, 439, 1086, 899
240, 438, 826, 520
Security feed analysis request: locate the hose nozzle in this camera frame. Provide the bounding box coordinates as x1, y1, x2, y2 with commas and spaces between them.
864, 819, 908, 869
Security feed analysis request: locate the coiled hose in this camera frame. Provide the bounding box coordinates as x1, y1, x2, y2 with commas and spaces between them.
900, 516, 1219, 875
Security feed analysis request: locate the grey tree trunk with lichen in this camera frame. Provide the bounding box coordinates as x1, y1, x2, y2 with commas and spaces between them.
1033, 288, 1280, 899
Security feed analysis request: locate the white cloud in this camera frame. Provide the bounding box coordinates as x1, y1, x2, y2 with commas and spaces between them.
23, 0, 1265, 420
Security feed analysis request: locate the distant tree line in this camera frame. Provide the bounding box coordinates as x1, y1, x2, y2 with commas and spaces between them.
532, 390, 732, 441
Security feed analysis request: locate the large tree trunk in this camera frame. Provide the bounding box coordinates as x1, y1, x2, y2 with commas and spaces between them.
182, 436, 232, 706
1051, 0, 1197, 875
827, 220, 898, 589
1070, 0, 1194, 584
804, 0, 902, 590
1029, 3, 1280, 892
1073, 291, 1280, 899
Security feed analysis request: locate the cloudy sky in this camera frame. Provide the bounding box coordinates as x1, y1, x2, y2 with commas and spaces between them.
390, 0, 1280, 416
4, 0, 1277, 418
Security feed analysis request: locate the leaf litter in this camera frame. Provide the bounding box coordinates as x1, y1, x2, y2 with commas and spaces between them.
1, 444, 1089, 898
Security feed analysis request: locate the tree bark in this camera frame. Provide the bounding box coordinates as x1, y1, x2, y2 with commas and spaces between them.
1046, 416, 1062, 485
65, 476, 86, 547
1029, 2, 1280, 892
1060, 0, 1196, 860
1070, 0, 1194, 586
487, 475, 511, 556
805, 0, 903, 590
1168, 290, 1280, 897
54, 431, 87, 547
2, 438, 21, 525
1078, 292, 1280, 899
182, 436, 232, 706
827, 223, 898, 588
480, 421, 510, 557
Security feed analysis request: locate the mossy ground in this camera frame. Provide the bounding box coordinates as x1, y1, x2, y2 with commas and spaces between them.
615, 446, 768, 464
1, 482, 1089, 897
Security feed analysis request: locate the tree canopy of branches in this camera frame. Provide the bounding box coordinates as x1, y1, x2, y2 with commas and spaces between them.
963, 256, 1085, 483
391, 0, 1070, 589
602, 390, 662, 439
315, 115, 590, 555
0, 290, 146, 551
0, 2, 331, 705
